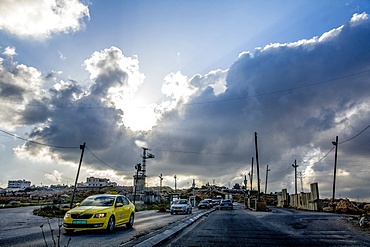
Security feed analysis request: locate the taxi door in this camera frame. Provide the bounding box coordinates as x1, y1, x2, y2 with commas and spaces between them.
114, 196, 130, 225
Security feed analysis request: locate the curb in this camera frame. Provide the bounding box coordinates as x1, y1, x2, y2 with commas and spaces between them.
121, 209, 215, 247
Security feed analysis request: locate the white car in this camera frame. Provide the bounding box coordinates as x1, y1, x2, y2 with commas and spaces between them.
170, 199, 192, 214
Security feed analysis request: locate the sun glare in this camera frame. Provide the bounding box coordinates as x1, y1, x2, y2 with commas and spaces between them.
122, 104, 157, 131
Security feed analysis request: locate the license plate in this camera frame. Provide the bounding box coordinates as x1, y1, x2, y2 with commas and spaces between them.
73, 220, 87, 224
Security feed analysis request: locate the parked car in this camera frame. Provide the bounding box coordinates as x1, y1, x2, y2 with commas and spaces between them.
170, 199, 192, 214
212, 199, 221, 206
204, 198, 214, 208
198, 200, 211, 209
63, 194, 135, 233
220, 199, 233, 210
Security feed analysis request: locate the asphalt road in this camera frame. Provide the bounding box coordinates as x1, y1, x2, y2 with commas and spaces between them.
2, 204, 370, 247
0, 206, 192, 247
162, 203, 370, 247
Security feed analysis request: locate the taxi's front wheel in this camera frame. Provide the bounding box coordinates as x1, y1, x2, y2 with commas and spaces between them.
106, 216, 115, 232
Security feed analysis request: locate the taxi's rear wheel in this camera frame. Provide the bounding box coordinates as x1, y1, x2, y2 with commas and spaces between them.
126, 213, 134, 228
106, 216, 115, 232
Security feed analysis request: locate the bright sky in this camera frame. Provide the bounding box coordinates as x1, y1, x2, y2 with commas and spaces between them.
1, 0, 370, 201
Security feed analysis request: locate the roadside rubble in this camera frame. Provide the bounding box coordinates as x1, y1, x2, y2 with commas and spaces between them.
323, 199, 370, 230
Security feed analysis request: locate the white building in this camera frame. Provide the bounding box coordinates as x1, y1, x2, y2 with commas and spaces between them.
78, 177, 117, 188
7, 179, 31, 189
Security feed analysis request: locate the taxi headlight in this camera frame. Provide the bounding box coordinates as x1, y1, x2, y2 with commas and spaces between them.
64, 213, 71, 219
94, 213, 107, 218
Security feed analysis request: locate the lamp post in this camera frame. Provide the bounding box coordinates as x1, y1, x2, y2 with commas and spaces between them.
332, 136, 339, 211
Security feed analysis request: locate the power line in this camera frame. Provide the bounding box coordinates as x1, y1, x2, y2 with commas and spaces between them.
312, 146, 335, 166
310, 122, 370, 165
0, 129, 79, 149
340, 123, 370, 145
1, 120, 369, 180
85, 146, 134, 172
0, 128, 134, 173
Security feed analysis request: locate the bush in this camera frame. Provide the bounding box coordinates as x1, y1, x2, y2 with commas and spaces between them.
33, 205, 67, 218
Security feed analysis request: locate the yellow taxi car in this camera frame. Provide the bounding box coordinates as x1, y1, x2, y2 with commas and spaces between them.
63, 194, 135, 233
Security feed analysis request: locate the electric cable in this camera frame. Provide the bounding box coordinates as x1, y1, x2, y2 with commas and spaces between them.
85, 146, 134, 172
0, 129, 79, 149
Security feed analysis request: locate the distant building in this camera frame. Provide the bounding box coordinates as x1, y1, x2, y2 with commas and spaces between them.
7, 179, 31, 189
78, 177, 117, 188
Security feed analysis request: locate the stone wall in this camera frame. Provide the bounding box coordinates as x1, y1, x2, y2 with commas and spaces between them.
279, 182, 321, 211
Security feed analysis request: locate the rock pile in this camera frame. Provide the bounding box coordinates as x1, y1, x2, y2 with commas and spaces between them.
335, 198, 361, 214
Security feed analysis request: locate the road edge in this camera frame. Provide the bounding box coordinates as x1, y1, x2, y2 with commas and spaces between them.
120, 209, 216, 247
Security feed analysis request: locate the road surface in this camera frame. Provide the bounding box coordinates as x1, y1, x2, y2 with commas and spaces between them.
0, 206, 192, 246
163, 203, 370, 246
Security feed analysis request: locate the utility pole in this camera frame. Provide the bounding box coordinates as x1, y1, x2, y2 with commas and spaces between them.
332, 136, 339, 211
254, 132, 261, 201
159, 173, 163, 201
265, 165, 270, 194
70, 143, 85, 209
174, 175, 177, 191
292, 159, 298, 195
250, 157, 254, 190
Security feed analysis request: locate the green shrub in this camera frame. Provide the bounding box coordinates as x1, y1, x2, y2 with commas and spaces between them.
33, 205, 67, 218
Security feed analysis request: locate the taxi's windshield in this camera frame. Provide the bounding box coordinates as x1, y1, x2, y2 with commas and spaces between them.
80, 196, 115, 206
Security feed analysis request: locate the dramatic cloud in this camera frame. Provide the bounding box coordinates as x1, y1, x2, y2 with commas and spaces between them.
7, 47, 147, 180
0, 47, 49, 129
0, 0, 90, 40
1, 13, 370, 199
147, 13, 370, 196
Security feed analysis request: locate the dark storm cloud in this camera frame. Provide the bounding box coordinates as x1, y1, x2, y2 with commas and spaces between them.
0, 50, 52, 128
147, 13, 370, 195
20, 99, 50, 124
23, 81, 141, 169
2, 13, 370, 198
0, 80, 25, 101
18, 47, 145, 171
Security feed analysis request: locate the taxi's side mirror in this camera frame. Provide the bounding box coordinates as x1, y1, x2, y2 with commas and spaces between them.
116, 202, 123, 207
